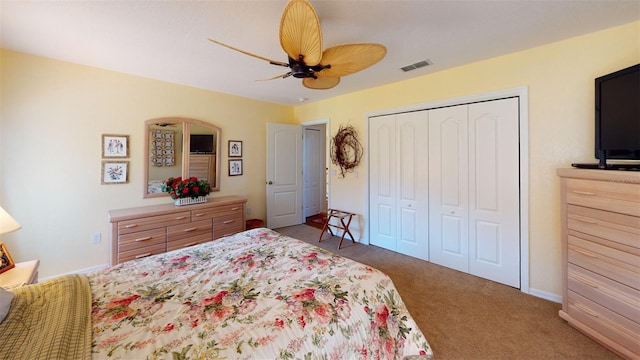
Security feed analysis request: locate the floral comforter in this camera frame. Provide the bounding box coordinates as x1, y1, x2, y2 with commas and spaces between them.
89, 228, 433, 359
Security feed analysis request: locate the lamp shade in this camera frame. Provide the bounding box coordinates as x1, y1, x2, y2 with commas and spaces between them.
0, 206, 21, 235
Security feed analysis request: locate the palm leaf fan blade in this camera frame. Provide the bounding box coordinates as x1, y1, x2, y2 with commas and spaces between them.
279, 0, 323, 66
256, 72, 293, 82
303, 74, 340, 90
319, 43, 387, 78
208, 38, 289, 67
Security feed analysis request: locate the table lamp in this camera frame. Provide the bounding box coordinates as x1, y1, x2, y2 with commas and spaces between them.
0, 206, 21, 274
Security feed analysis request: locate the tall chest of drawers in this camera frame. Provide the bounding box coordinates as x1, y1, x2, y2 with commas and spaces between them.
557, 169, 640, 359
109, 195, 247, 265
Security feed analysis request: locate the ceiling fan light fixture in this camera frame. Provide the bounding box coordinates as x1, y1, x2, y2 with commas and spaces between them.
209, 0, 386, 90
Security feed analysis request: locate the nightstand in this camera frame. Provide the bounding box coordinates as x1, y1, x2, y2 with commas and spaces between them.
0, 260, 39, 289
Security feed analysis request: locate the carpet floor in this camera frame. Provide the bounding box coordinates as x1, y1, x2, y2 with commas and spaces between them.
274, 224, 622, 360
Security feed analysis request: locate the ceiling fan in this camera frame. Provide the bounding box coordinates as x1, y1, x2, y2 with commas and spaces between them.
208, 0, 386, 90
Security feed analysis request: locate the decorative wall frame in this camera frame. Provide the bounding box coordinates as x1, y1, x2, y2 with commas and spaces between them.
102, 134, 129, 158
228, 140, 242, 157
102, 161, 129, 184
229, 159, 243, 176
0, 242, 15, 275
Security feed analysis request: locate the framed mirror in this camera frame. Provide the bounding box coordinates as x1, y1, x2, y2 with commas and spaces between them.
144, 117, 221, 198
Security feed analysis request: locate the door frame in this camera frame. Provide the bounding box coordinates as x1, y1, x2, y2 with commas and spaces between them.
302, 118, 330, 217
367, 86, 530, 294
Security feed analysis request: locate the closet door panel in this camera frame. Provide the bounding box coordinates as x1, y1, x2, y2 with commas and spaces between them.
396, 111, 429, 260
369, 115, 397, 251
468, 98, 520, 287
429, 105, 469, 272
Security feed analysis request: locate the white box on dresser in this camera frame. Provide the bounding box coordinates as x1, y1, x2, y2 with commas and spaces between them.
109, 195, 246, 265
557, 168, 640, 359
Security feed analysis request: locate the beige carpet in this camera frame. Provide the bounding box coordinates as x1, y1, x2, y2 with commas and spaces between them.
275, 224, 621, 360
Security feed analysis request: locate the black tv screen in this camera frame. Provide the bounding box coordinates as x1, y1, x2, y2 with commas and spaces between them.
190, 134, 214, 154
595, 64, 640, 161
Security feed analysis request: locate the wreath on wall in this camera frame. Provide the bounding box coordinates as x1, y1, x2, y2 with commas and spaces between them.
330, 124, 363, 178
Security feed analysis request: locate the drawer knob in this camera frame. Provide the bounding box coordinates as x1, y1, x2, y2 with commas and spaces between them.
223, 220, 235, 224
135, 236, 152, 242
231, 207, 240, 211
125, 224, 138, 228
573, 247, 599, 259
570, 273, 599, 288
135, 253, 152, 259
184, 227, 198, 232
176, 216, 187, 220
572, 190, 596, 196
194, 213, 204, 217
572, 215, 597, 224
574, 303, 599, 318
184, 242, 197, 247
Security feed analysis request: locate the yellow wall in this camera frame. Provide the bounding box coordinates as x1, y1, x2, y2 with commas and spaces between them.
0, 50, 294, 278
294, 21, 640, 298
1, 21, 638, 299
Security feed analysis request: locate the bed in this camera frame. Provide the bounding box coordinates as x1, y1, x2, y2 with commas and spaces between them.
0, 228, 433, 359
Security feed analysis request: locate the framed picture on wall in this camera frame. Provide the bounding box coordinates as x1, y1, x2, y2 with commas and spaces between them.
228, 140, 242, 157
0, 242, 15, 275
102, 161, 129, 184
229, 159, 243, 176
102, 134, 129, 158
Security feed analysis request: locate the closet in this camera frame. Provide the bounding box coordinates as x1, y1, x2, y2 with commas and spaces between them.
369, 96, 521, 288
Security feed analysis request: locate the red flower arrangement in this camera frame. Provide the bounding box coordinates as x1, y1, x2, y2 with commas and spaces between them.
163, 176, 211, 200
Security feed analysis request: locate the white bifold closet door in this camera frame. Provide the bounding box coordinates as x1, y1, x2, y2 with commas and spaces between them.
428, 98, 520, 288
369, 111, 429, 261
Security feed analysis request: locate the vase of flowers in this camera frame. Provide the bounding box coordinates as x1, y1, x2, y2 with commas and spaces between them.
163, 176, 211, 206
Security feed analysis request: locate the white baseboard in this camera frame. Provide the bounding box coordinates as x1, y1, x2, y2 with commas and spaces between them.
40, 264, 109, 282
528, 287, 562, 303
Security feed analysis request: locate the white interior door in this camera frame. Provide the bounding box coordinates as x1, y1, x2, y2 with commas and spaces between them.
395, 111, 429, 260
303, 125, 324, 218
266, 123, 302, 228
428, 104, 470, 273
369, 114, 397, 251
468, 98, 520, 287
369, 112, 429, 260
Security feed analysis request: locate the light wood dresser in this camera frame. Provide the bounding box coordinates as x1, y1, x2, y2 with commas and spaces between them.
109, 195, 246, 265
557, 168, 640, 359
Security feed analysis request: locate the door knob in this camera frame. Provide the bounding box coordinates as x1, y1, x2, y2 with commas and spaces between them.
267, 181, 273, 185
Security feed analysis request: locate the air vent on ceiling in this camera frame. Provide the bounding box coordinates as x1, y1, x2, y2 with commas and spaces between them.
401, 59, 431, 72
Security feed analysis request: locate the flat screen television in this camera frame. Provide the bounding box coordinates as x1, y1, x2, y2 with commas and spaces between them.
190, 134, 214, 154
593, 63, 640, 169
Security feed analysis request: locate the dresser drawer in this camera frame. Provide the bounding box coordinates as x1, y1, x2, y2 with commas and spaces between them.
118, 211, 191, 235
192, 203, 244, 220
568, 263, 640, 322
567, 290, 640, 356
568, 204, 640, 249
566, 178, 640, 217
118, 242, 167, 263
167, 219, 212, 251
118, 228, 166, 253
568, 234, 640, 290
213, 213, 244, 239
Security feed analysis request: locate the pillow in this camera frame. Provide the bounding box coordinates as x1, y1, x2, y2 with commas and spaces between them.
0, 287, 14, 323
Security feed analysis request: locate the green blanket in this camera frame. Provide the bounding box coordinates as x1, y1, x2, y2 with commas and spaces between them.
0, 274, 92, 360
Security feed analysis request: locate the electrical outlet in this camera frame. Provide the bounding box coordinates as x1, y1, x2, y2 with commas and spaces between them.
91, 232, 102, 244
246, 207, 252, 215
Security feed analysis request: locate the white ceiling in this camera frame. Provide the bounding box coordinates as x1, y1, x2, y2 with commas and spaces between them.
1, 1, 638, 106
